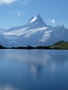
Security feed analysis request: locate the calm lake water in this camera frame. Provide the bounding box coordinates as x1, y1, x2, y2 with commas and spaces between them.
0, 50, 68, 90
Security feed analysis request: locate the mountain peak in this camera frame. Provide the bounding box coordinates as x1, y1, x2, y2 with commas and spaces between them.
35, 14, 42, 19
30, 15, 38, 23
27, 14, 47, 27
55, 24, 66, 29
29, 14, 43, 23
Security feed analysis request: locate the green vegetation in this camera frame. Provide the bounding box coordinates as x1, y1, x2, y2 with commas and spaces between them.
11, 45, 35, 49
36, 46, 50, 49
11, 45, 50, 49
50, 41, 68, 49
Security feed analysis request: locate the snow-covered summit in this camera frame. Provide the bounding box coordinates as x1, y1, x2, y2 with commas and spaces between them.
27, 14, 47, 27
7, 14, 47, 31
29, 14, 43, 23
30, 15, 37, 23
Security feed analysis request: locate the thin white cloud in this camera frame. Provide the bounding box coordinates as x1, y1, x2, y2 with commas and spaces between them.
49, 18, 56, 24
22, 0, 30, 5
0, 0, 18, 4
17, 12, 21, 16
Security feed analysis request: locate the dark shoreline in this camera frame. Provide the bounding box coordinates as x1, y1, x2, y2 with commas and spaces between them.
0, 40, 68, 50
0, 47, 68, 50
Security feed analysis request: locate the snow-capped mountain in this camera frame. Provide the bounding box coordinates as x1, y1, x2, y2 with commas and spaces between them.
0, 14, 68, 47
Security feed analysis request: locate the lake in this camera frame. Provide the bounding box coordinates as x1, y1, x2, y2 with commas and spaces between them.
0, 50, 68, 90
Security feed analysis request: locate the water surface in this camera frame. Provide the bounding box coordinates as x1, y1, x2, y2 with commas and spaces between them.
0, 50, 68, 90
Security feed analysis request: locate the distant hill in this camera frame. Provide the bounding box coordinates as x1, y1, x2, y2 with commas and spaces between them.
0, 45, 6, 49
50, 41, 68, 49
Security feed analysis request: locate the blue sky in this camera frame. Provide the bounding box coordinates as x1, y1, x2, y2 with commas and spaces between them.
0, 0, 68, 29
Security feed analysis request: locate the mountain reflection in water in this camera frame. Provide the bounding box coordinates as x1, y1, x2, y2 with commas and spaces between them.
0, 50, 68, 90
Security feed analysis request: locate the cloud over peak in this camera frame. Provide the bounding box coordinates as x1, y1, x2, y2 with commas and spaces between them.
49, 18, 56, 24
